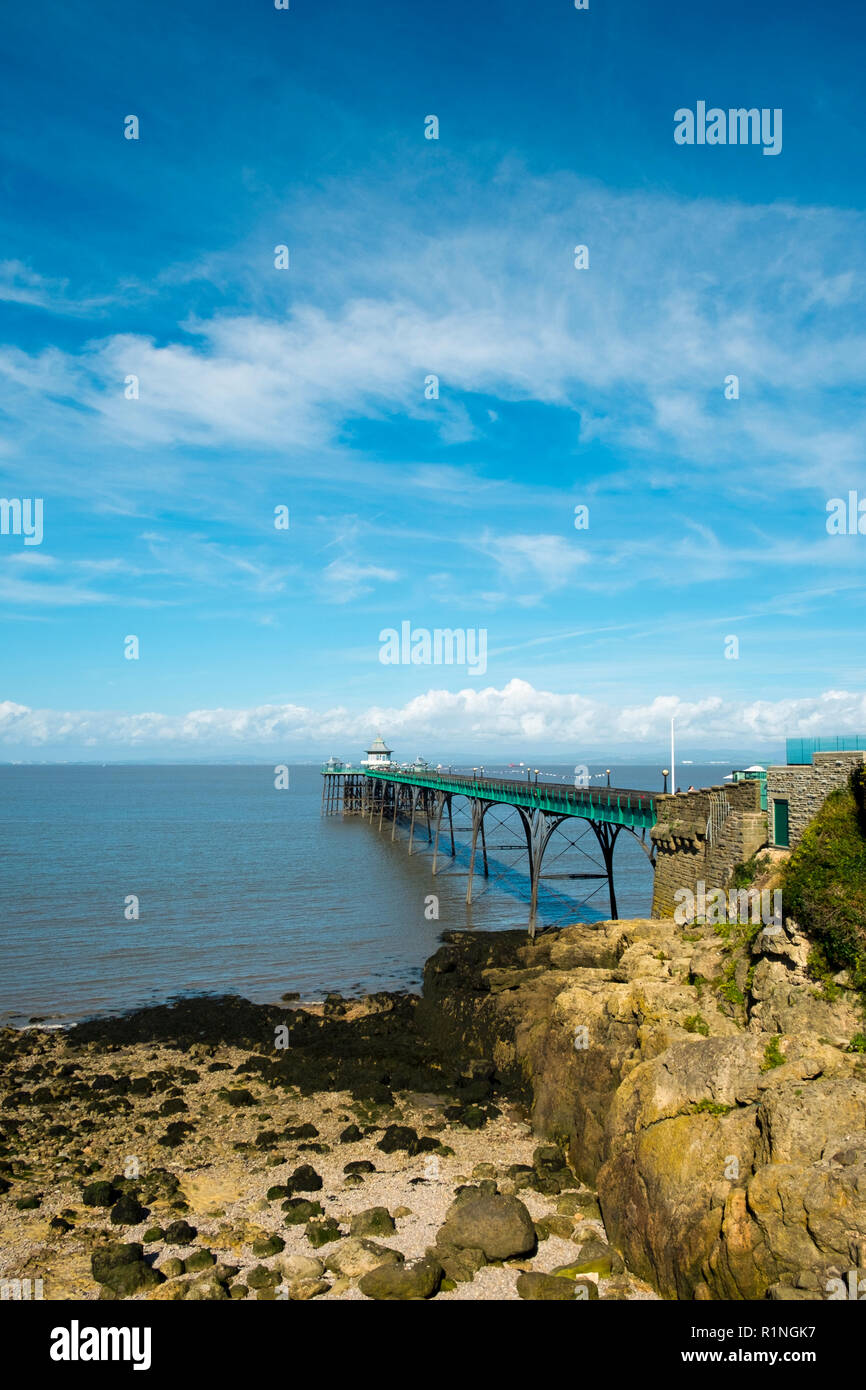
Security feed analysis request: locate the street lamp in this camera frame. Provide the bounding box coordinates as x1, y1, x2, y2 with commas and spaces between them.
605, 768, 611, 788
534, 768, 540, 785
662, 768, 670, 794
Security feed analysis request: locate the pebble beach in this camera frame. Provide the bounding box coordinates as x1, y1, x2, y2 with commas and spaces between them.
0, 991, 657, 1302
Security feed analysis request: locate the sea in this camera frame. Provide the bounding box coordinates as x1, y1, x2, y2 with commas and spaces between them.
0, 760, 735, 1025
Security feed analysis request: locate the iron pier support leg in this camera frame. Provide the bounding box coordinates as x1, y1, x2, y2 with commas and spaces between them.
391, 784, 399, 841
527, 809, 561, 941
591, 822, 621, 920
529, 860, 541, 941
408, 788, 418, 856
466, 799, 482, 905
607, 847, 619, 918
431, 793, 445, 875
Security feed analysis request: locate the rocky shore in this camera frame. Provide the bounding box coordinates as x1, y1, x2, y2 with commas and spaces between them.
3, 904, 864, 1302
419, 913, 866, 1300
0, 990, 655, 1301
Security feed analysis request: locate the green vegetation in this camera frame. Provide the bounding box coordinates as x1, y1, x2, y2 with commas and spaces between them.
683, 1013, 710, 1036
806, 944, 842, 1001
719, 959, 745, 1009
729, 853, 770, 890
761, 1036, 785, 1071
692, 1098, 733, 1116
782, 775, 866, 999
847, 1033, 866, 1054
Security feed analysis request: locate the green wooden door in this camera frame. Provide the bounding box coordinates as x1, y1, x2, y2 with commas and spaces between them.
773, 799, 790, 848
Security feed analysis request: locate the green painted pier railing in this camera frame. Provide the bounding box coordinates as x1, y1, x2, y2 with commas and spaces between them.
321, 764, 658, 933
361, 768, 657, 829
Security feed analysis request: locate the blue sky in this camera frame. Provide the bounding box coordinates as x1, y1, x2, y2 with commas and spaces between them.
1, 0, 866, 760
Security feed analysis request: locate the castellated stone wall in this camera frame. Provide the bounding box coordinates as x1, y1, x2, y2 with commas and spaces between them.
767, 750, 865, 848
650, 779, 766, 919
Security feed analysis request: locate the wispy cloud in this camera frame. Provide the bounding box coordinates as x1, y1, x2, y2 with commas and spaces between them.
319, 559, 401, 602
0, 259, 119, 317
2, 173, 866, 501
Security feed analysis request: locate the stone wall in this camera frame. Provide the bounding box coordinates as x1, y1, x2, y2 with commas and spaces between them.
650, 779, 766, 918
767, 750, 865, 848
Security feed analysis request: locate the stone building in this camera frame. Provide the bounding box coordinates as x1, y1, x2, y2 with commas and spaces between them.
766, 740, 866, 849
649, 735, 865, 916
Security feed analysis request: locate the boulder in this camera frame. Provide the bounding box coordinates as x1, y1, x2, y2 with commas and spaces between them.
91, 1243, 163, 1296
437, 1193, 536, 1261
82, 1181, 118, 1208
278, 1254, 324, 1281
288, 1164, 322, 1193
376, 1125, 419, 1154
183, 1274, 229, 1300
358, 1255, 442, 1300
109, 1194, 149, 1226
566, 1239, 624, 1276
163, 1219, 197, 1245
349, 1206, 396, 1238
324, 1237, 404, 1280
286, 1277, 330, 1301
437, 1244, 486, 1283
183, 1249, 215, 1273
516, 1271, 577, 1300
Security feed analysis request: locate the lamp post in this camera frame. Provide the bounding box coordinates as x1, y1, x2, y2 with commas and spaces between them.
605, 768, 611, 788
662, 768, 669, 794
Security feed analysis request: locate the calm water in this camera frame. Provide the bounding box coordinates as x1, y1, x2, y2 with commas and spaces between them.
0, 762, 728, 1024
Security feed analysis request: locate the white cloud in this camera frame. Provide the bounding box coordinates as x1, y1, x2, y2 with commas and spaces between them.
475, 531, 589, 593
2, 172, 866, 501
319, 559, 400, 602
0, 260, 116, 316
1, 680, 864, 754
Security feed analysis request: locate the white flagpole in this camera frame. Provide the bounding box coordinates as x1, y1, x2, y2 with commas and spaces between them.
670, 717, 676, 794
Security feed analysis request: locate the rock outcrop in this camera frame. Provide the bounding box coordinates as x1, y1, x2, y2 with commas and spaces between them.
417, 914, 866, 1299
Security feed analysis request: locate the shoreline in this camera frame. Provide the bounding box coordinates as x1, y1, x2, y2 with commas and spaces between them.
0, 988, 402, 1034
0, 983, 653, 1302
5, 901, 864, 1303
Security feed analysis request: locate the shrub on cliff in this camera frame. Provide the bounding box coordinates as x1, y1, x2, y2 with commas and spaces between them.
782, 776, 866, 997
